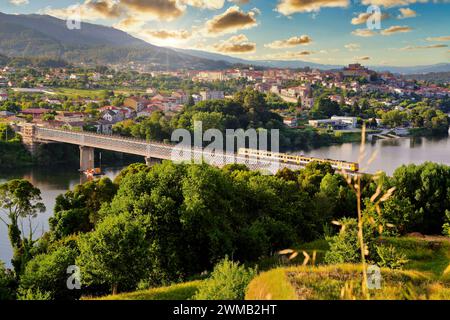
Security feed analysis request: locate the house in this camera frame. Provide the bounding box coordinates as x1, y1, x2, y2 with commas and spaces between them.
0, 110, 14, 118
309, 116, 357, 129
101, 109, 123, 123
283, 117, 298, 128
21, 108, 49, 119
124, 97, 149, 112
137, 105, 163, 118
0, 92, 8, 101
55, 112, 85, 123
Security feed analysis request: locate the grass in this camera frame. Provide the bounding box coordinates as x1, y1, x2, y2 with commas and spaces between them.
87, 237, 450, 300
381, 237, 450, 278
246, 268, 297, 300
246, 264, 450, 300
53, 88, 145, 99
86, 280, 202, 300
246, 236, 450, 300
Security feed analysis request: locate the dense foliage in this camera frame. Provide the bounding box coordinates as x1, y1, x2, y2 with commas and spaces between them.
0, 160, 449, 299
193, 258, 256, 300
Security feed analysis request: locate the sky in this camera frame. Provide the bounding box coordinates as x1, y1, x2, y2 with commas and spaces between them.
1, 0, 449, 66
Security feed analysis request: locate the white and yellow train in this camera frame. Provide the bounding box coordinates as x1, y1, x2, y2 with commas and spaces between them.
238, 148, 359, 172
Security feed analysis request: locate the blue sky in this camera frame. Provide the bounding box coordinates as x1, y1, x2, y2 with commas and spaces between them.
1, 0, 449, 66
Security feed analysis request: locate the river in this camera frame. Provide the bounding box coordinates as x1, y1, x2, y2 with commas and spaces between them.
1, 134, 450, 267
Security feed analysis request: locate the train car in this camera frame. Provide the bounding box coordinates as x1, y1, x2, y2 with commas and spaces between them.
238, 148, 359, 172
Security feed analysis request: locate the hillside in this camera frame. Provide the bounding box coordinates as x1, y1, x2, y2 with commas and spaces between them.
0, 12, 229, 70
247, 237, 450, 300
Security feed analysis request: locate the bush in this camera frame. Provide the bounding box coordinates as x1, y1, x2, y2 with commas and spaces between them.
18, 245, 78, 300
0, 262, 16, 300
375, 245, 408, 269
193, 258, 256, 300
17, 288, 52, 300
324, 218, 361, 265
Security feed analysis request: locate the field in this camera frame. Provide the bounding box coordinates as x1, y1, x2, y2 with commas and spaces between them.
53, 88, 145, 99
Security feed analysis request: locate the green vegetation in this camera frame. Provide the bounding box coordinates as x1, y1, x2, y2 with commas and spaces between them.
91, 281, 202, 301
0, 160, 449, 300
246, 236, 450, 300
193, 258, 256, 300
0, 124, 33, 168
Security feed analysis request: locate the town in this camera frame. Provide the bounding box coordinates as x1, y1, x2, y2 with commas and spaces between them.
1, 63, 449, 145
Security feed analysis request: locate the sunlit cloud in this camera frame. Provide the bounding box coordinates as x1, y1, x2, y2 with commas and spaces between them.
276, 0, 349, 15
351, 12, 389, 25
381, 25, 413, 35
264, 35, 312, 49
352, 28, 377, 37
345, 43, 361, 51
9, 0, 29, 6
212, 34, 256, 54
426, 36, 450, 41
354, 55, 370, 60
399, 44, 448, 50
397, 7, 417, 19
205, 6, 259, 35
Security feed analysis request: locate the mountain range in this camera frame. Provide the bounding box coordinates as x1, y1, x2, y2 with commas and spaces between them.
0, 12, 448, 75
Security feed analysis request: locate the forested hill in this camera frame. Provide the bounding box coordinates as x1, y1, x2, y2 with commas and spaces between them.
0, 12, 230, 70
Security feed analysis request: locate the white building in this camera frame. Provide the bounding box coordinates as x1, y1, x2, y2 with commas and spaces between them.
200, 90, 225, 101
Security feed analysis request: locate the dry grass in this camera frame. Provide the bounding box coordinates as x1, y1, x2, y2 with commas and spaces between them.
246, 263, 450, 300
84, 280, 203, 300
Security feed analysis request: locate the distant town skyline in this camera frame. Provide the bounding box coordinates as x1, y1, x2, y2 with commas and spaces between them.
1, 0, 449, 66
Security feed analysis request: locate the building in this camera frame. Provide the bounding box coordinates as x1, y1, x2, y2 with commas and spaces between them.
55, 112, 85, 123
194, 71, 224, 82
124, 97, 149, 112
200, 90, 225, 101
342, 63, 374, 80
283, 117, 298, 128
309, 116, 358, 129
21, 108, 49, 120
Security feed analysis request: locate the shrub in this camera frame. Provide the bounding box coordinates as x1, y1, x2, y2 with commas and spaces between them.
193, 258, 256, 300
375, 245, 408, 269
18, 245, 78, 300
17, 288, 52, 300
324, 218, 361, 264
0, 262, 16, 300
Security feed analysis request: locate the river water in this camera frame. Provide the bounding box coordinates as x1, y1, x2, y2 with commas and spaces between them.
1, 135, 450, 267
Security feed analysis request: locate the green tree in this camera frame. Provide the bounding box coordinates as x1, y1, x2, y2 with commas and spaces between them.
76, 212, 151, 295
0, 179, 45, 275
18, 245, 78, 300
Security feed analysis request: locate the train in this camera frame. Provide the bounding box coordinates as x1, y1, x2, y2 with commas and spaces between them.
238, 148, 359, 172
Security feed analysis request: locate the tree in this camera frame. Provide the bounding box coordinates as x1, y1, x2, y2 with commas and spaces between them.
18, 245, 78, 300
76, 212, 151, 295
50, 177, 117, 240
311, 95, 340, 119
0, 179, 45, 275
0, 261, 16, 300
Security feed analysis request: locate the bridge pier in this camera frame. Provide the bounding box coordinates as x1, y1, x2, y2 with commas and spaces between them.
145, 157, 152, 166
80, 146, 95, 171
21, 123, 39, 156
